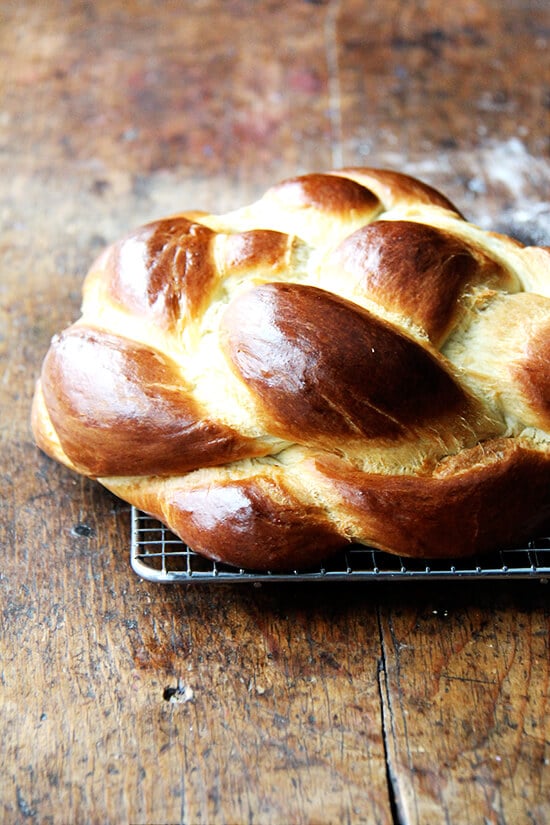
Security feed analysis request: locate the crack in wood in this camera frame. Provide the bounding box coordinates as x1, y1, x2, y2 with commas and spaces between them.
376, 606, 405, 825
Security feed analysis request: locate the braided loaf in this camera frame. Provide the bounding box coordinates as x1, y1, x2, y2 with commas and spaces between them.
32, 169, 550, 570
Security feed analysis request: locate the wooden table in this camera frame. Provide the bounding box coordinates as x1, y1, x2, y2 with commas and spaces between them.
2, 2, 549, 823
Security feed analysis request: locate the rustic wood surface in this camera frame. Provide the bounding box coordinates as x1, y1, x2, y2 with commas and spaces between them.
1, 1, 549, 823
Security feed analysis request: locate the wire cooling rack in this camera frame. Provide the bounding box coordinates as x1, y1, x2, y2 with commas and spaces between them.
130, 507, 550, 584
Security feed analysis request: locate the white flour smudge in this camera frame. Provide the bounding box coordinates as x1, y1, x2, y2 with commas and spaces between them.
368, 138, 550, 246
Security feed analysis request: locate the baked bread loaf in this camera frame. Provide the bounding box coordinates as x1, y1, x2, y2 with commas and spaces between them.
32, 168, 550, 570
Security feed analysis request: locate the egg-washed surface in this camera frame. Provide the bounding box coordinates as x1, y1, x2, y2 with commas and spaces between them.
32, 168, 550, 570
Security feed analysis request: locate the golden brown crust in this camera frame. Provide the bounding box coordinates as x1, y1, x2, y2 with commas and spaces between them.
313, 439, 550, 558
330, 220, 517, 346
332, 167, 464, 214
32, 167, 550, 569
221, 281, 487, 447
221, 229, 293, 274
512, 318, 550, 431
269, 172, 381, 215
166, 476, 349, 571
105, 216, 216, 328
41, 325, 269, 476
104, 468, 349, 572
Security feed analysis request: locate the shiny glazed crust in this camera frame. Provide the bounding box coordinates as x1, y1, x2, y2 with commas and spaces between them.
32, 168, 550, 570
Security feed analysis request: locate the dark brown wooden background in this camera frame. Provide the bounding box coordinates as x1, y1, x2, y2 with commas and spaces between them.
1, 2, 549, 823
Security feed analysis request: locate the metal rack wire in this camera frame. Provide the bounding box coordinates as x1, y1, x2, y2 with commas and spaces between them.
130, 507, 550, 584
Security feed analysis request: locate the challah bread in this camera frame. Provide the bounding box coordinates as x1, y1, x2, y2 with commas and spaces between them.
32, 168, 550, 571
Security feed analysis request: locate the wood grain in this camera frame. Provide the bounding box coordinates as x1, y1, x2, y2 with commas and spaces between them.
1, 1, 549, 823
378, 585, 550, 824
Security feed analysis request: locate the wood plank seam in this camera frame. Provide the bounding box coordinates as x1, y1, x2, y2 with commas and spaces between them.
324, 0, 344, 169
377, 606, 410, 825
